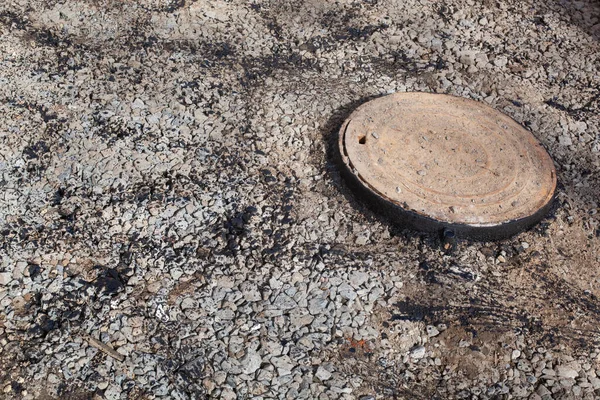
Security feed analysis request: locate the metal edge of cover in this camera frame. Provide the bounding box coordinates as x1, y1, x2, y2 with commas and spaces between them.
336, 92, 558, 241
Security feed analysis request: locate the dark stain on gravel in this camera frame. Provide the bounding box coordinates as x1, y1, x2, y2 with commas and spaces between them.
91, 267, 125, 296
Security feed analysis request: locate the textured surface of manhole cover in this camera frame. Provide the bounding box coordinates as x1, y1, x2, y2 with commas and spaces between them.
338, 92, 557, 240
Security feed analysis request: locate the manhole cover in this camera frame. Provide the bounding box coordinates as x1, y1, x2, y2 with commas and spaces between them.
338, 92, 557, 240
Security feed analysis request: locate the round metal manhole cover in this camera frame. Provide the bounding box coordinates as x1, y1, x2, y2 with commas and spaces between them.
338, 92, 557, 240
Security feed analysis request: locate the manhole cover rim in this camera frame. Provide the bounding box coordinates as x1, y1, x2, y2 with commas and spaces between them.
338, 92, 557, 239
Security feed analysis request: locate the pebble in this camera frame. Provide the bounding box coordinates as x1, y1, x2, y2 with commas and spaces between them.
556, 365, 579, 379
221, 387, 236, 400
338, 282, 357, 300
315, 365, 332, 381
170, 268, 184, 280
131, 98, 146, 109
241, 349, 262, 375
308, 297, 328, 315
0, 272, 12, 285
427, 325, 440, 337
410, 346, 426, 360
103, 384, 122, 400
349, 271, 369, 287
273, 293, 297, 310
494, 56, 508, 67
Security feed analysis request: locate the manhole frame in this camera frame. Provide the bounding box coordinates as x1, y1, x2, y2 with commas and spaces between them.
336, 92, 557, 241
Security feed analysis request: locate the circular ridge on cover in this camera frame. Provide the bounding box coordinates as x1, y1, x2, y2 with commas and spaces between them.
338, 92, 556, 240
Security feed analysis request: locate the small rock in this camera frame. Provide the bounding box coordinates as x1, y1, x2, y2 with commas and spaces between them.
271, 356, 294, 374
241, 284, 261, 302
170, 268, 184, 280
349, 271, 369, 287
517, 360, 532, 372
0, 272, 12, 285
460, 52, 476, 66
559, 134, 573, 146
203, 378, 216, 393
221, 387, 236, 400
131, 98, 146, 109
494, 56, 508, 67
427, 325, 440, 337
241, 349, 262, 375
536, 385, 551, 396
410, 346, 426, 359
355, 232, 369, 245
556, 365, 578, 379
308, 297, 328, 314
338, 282, 357, 300
180, 297, 197, 310
512, 349, 521, 360
273, 293, 297, 310
104, 384, 122, 400
13, 262, 27, 280
315, 365, 332, 381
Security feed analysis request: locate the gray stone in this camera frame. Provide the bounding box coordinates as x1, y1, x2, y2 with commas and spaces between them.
338, 282, 357, 300
556, 365, 578, 379
131, 98, 146, 109
355, 231, 370, 245
273, 293, 297, 310
104, 384, 122, 400
460, 52, 476, 66
349, 271, 369, 287
241, 349, 262, 375
410, 346, 426, 359
170, 268, 184, 280
0, 272, 12, 285
308, 297, 328, 315
315, 365, 332, 381
271, 356, 294, 373
221, 387, 236, 400
427, 325, 440, 337
494, 56, 508, 67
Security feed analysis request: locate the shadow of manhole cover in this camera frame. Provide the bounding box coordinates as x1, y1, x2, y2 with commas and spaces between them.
338, 92, 557, 240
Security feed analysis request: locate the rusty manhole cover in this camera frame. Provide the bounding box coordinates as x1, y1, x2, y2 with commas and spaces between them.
338, 92, 557, 240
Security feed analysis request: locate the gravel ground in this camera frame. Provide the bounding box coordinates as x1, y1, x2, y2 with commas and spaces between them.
1, 0, 599, 399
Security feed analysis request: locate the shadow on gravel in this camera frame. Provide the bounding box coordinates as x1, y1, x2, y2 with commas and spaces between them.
552, 0, 600, 41
558, 145, 600, 211
391, 253, 600, 350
